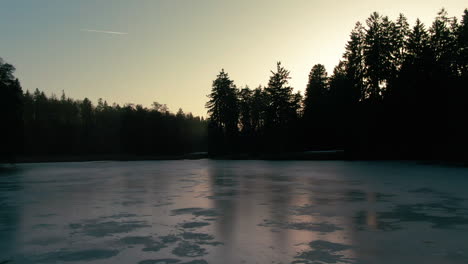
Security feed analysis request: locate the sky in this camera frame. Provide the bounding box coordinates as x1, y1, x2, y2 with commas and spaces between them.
1, 0, 466, 117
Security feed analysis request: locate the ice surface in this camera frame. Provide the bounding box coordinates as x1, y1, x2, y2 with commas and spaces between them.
1, 160, 468, 263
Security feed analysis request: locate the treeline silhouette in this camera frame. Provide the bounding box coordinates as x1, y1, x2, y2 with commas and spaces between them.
0, 59, 207, 162
2, 8, 468, 162
0, 58, 23, 162
206, 9, 468, 161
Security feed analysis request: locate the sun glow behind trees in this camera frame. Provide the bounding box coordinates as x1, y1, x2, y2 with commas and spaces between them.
1, 8, 468, 161
206, 9, 468, 159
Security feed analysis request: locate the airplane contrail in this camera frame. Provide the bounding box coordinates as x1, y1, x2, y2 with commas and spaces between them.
80, 29, 128, 35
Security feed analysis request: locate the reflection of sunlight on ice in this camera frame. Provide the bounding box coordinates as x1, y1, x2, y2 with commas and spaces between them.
198, 162, 359, 263
366, 211, 378, 230
3, 160, 468, 264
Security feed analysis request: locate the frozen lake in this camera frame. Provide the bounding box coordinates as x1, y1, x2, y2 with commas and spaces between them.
1, 160, 468, 264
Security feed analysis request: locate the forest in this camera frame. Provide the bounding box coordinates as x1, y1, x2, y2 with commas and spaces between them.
0, 74, 208, 161
1, 8, 468, 162
206, 9, 468, 161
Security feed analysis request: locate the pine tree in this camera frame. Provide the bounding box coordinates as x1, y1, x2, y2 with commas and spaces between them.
264, 62, 298, 127
206, 69, 239, 153
392, 14, 410, 74
302, 64, 330, 149
363, 12, 395, 101
238, 86, 253, 134
430, 8, 458, 71
250, 86, 267, 133
303, 64, 328, 119
457, 9, 468, 75
328, 61, 349, 148
344, 22, 365, 103
0, 58, 23, 162
406, 19, 430, 62
206, 69, 239, 133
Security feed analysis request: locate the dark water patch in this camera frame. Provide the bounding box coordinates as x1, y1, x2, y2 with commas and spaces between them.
0, 182, 22, 192
374, 192, 396, 202
308, 240, 352, 252
172, 241, 207, 257
180, 260, 208, 264
377, 203, 468, 229
38, 249, 119, 262
182, 232, 214, 241
171, 208, 219, 218
180, 179, 199, 182
181, 222, 210, 229
196, 241, 223, 246
268, 175, 293, 182
353, 198, 468, 231
344, 190, 366, 202
354, 211, 401, 231
120, 200, 144, 206
160, 234, 181, 244
32, 223, 57, 230
260, 220, 342, 233
100, 213, 138, 219
409, 187, 439, 194
119, 235, 167, 252
294, 240, 355, 264
304, 178, 363, 187
171, 208, 204, 216
409, 188, 467, 207
154, 202, 173, 207
299, 189, 385, 204
439, 195, 466, 208
119, 236, 156, 246
293, 251, 350, 264
142, 243, 168, 252
213, 177, 237, 187
206, 194, 236, 200
192, 209, 219, 217
27, 236, 64, 245
444, 250, 468, 262
295, 190, 394, 206
314, 197, 338, 205
138, 259, 181, 264
35, 213, 57, 218
209, 187, 238, 197
69, 220, 150, 237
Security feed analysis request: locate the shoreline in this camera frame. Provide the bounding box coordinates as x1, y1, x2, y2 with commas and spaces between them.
7, 152, 210, 164
2, 150, 467, 167
4, 150, 344, 164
